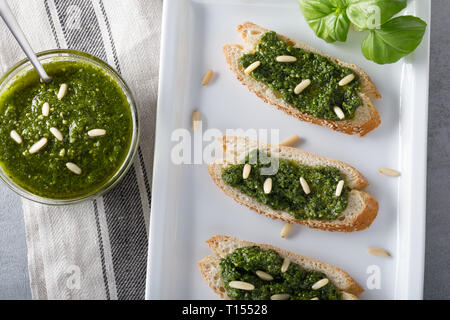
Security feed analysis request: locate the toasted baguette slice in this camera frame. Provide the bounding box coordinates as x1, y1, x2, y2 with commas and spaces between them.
223, 22, 381, 136
208, 136, 378, 232
198, 235, 363, 300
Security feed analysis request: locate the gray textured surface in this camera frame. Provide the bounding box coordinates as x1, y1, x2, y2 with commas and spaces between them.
0, 0, 448, 300
423, 0, 450, 300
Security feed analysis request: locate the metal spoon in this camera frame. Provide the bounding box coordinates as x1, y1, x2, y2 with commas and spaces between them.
0, 0, 52, 83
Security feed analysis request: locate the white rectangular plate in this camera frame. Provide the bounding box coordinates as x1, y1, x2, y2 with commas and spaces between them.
146, 0, 430, 300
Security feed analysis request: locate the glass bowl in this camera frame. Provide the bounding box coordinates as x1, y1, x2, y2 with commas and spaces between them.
0, 49, 140, 205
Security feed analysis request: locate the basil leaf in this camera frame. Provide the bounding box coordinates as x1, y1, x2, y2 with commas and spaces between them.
346, 0, 407, 30
361, 16, 427, 64
297, 0, 350, 43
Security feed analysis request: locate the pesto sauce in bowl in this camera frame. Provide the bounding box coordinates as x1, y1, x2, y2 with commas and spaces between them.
0, 55, 136, 201
222, 150, 349, 220
240, 32, 362, 120
220, 246, 342, 300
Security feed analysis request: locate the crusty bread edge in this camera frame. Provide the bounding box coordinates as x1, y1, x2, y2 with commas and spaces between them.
198, 256, 231, 300
208, 165, 378, 232
198, 235, 363, 299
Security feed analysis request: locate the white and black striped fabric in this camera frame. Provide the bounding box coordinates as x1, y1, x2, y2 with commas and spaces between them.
0, 0, 162, 299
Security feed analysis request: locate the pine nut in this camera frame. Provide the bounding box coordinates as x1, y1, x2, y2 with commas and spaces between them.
379, 168, 400, 177
228, 281, 255, 291
312, 278, 329, 290
66, 162, 82, 175
192, 110, 202, 132
339, 74, 355, 86
271, 294, 290, 300
276, 55, 297, 63
368, 247, 391, 257
29, 138, 48, 154
334, 106, 345, 120
279, 135, 300, 147
88, 129, 107, 137
50, 127, 63, 141
243, 164, 251, 179
256, 270, 274, 281
201, 69, 214, 86
57, 83, 68, 100
10, 130, 22, 144
341, 291, 358, 300
294, 79, 311, 94
42, 102, 50, 117
280, 223, 293, 238
300, 177, 310, 194
281, 258, 290, 273
335, 180, 345, 197
263, 178, 272, 194
244, 61, 261, 74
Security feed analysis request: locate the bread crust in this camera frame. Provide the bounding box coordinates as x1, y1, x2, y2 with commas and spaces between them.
208, 136, 379, 232
224, 22, 381, 136
198, 256, 230, 300
198, 235, 363, 299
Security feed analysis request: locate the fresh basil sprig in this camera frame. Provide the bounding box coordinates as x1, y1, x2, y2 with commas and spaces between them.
297, 0, 427, 64
361, 16, 427, 64
298, 0, 350, 43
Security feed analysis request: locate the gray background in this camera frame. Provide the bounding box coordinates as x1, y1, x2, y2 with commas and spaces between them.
423, 0, 450, 300
0, 0, 448, 300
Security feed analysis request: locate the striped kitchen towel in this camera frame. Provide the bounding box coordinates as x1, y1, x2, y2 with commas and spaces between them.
0, 0, 162, 299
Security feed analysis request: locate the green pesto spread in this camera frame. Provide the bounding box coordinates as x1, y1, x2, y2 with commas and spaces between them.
0, 60, 133, 199
220, 246, 342, 300
222, 150, 349, 220
239, 32, 362, 120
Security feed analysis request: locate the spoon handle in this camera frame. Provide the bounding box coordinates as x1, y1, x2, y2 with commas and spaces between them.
0, 0, 51, 83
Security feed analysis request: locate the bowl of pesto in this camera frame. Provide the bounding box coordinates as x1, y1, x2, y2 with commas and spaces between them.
0, 50, 139, 204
